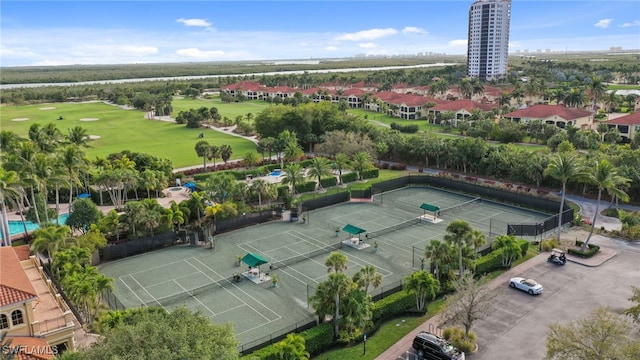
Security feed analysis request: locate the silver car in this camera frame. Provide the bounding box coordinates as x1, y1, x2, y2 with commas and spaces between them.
509, 277, 543, 295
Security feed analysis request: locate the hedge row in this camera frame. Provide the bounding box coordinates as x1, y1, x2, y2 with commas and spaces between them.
371, 289, 416, 322
475, 239, 530, 275
568, 241, 600, 258
320, 176, 338, 188
390, 122, 419, 133
341, 172, 358, 183
295, 181, 317, 194
362, 168, 379, 179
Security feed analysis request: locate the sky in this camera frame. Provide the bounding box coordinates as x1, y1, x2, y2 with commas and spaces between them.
1, 0, 639, 67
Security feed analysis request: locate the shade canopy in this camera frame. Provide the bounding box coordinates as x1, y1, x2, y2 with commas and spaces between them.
342, 224, 366, 235
184, 182, 197, 191
77, 193, 91, 199
420, 203, 440, 212
242, 253, 268, 267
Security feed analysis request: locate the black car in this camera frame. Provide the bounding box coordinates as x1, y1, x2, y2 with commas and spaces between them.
412, 331, 465, 360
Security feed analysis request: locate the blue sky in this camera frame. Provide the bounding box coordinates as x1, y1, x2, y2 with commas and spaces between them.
1, 1, 639, 67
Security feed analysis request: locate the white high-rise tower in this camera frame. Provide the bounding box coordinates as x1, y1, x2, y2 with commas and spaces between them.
467, 0, 511, 81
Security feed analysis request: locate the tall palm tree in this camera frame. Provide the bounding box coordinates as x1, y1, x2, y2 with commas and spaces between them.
589, 77, 606, 112
58, 145, 86, 208
307, 157, 333, 190
352, 265, 382, 293
32, 153, 57, 224
544, 152, 584, 243
194, 140, 211, 171
65, 126, 91, 148
219, 144, 233, 164
325, 272, 351, 338
281, 163, 306, 196
469, 229, 487, 256
0, 168, 24, 245
91, 273, 114, 319
340, 288, 373, 336
251, 179, 268, 209
444, 220, 473, 279
492, 235, 522, 268
582, 160, 630, 250
334, 153, 350, 184
325, 251, 348, 273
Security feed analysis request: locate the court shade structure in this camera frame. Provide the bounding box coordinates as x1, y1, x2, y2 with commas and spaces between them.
242, 253, 268, 268
420, 203, 440, 216
343, 224, 366, 240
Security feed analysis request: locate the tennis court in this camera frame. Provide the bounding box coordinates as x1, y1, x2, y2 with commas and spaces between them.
99, 186, 551, 348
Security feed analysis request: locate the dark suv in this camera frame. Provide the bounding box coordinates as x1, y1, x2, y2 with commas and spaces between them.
412, 331, 465, 360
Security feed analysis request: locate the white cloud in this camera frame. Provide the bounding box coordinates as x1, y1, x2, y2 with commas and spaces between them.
176, 18, 213, 29
359, 43, 377, 49
325, 46, 339, 51
594, 19, 613, 29
175, 48, 225, 58
448, 39, 467, 47
402, 27, 427, 35
335, 28, 398, 41
620, 20, 640, 28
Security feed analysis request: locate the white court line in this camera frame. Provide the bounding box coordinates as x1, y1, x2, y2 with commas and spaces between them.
241, 242, 320, 284
117, 276, 150, 307
214, 303, 247, 317
127, 256, 199, 276
341, 251, 394, 276
173, 279, 217, 316
128, 274, 162, 307
187, 258, 281, 322
144, 271, 203, 289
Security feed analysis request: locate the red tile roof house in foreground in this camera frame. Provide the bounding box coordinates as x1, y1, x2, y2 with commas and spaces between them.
606, 112, 640, 141
0, 246, 75, 355
502, 104, 593, 129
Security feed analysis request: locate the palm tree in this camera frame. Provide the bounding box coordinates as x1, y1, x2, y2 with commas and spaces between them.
582, 160, 630, 250
444, 220, 473, 279
340, 288, 373, 337
0, 168, 24, 245
91, 273, 114, 319
424, 240, 451, 283
492, 235, 522, 268
351, 151, 374, 180
325, 251, 348, 273
334, 153, 350, 184
589, 77, 606, 112
251, 179, 268, 209
31, 225, 71, 259
458, 78, 474, 99
65, 126, 91, 148
307, 157, 333, 190
58, 145, 87, 207
352, 265, 382, 293
281, 163, 306, 196
194, 141, 211, 171
219, 144, 233, 164
403, 270, 440, 311
544, 152, 584, 243
326, 272, 351, 338
469, 229, 487, 256
273, 333, 310, 360
99, 209, 121, 242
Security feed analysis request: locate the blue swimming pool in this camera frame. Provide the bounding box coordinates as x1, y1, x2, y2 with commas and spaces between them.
269, 169, 282, 177
1, 213, 69, 239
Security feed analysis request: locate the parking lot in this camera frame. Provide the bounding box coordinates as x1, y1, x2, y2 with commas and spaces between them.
388, 232, 640, 360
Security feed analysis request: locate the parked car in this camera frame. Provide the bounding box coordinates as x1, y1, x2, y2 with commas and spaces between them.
509, 277, 543, 295
412, 331, 465, 360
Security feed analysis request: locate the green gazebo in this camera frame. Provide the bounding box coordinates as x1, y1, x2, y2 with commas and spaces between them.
342, 224, 367, 240
420, 203, 440, 218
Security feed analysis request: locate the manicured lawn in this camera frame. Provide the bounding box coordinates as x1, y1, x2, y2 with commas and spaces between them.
313, 299, 445, 360
348, 108, 440, 133
172, 96, 269, 122
1, 102, 257, 168
606, 84, 640, 90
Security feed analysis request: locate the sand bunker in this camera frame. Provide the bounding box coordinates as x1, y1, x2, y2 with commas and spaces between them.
88, 135, 101, 140
11, 118, 30, 122
40, 107, 56, 110
79, 118, 99, 121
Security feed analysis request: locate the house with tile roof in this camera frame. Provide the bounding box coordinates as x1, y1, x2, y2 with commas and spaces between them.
502, 104, 593, 129
427, 100, 497, 124
220, 81, 266, 100
605, 112, 640, 141
0, 246, 75, 354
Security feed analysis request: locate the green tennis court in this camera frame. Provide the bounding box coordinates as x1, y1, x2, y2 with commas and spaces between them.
99, 186, 551, 348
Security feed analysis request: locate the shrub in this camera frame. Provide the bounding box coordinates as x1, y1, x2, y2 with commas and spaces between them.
627, 225, 640, 240
517, 239, 529, 257
295, 181, 317, 194
277, 185, 289, 198
341, 172, 358, 183
372, 290, 416, 322
540, 239, 559, 252
474, 249, 506, 275
193, 173, 213, 182
319, 176, 338, 188
442, 327, 476, 353
362, 168, 379, 179
390, 122, 419, 133
245, 323, 334, 359
568, 241, 600, 258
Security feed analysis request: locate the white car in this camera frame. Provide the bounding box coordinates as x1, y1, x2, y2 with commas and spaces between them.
509, 277, 543, 295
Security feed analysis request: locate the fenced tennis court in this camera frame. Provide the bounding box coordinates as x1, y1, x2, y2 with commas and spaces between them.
99, 186, 551, 352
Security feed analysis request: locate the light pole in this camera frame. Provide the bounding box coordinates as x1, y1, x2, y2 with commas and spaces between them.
363, 332, 367, 355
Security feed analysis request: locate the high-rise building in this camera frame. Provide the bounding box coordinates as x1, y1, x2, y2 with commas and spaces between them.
467, 0, 511, 81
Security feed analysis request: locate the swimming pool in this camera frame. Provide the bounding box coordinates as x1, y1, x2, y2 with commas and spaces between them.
1, 213, 69, 239
269, 169, 282, 177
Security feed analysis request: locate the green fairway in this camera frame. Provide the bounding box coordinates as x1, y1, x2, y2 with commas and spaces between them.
348, 108, 440, 132
171, 96, 270, 122
1, 102, 257, 168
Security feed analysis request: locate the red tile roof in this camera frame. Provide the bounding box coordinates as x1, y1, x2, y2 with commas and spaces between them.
13, 245, 31, 261
430, 99, 496, 112
1, 337, 54, 360
0, 247, 37, 307
342, 88, 365, 97
503, 105, 591, 120
607, 112, 640, 125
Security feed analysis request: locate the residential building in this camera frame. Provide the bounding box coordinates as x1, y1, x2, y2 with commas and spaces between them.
502, 105, 592, 129
467, 0, 511, 81
427, 100, 496, 124
0, 246, 75, 354
606, 112, 640, 141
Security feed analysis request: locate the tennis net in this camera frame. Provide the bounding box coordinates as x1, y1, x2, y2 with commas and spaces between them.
366, 217, 421, 239
439, 197, 482, 216
272, 242, 342, 270
142, 275, 235, 308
